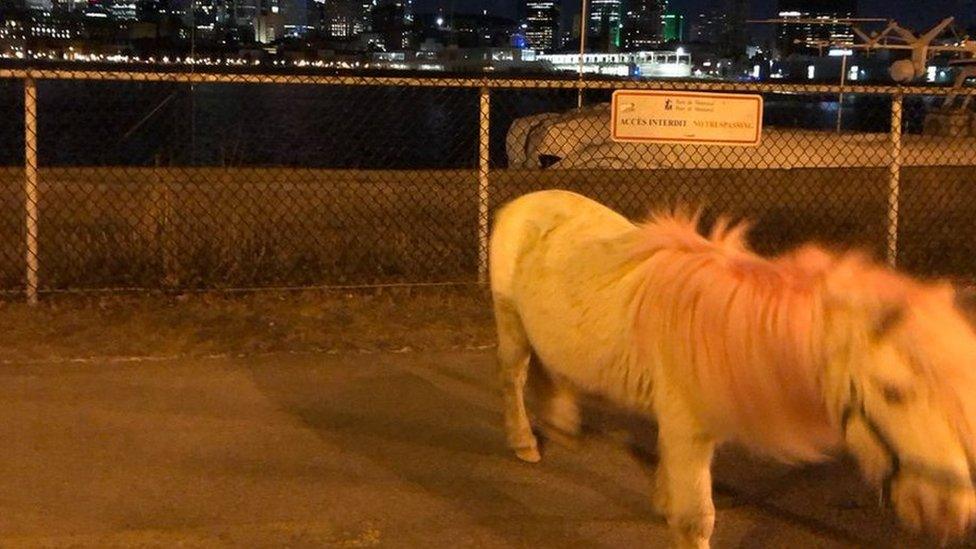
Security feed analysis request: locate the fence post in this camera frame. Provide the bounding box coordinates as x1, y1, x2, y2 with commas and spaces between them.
577, 0, 588, 109
478, 86, 491, 284
24, 76, 39, 305
886, 93, 903, 267
836, 53, 847, 133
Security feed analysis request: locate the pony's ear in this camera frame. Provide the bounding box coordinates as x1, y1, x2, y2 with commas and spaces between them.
871, 302, 906, 340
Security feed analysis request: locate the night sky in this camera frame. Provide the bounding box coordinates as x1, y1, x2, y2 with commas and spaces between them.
413, 0, 975, 35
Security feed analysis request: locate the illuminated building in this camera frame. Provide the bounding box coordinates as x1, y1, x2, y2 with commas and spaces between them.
621, 0, 664, 51
525, 0, 559, 51
777, 0, 857, 56
588, 0, 621, 50
662, 10, 682, 42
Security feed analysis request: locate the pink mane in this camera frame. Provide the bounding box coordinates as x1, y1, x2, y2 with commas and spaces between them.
631, 210, 843, 461
631, 209, 976, 463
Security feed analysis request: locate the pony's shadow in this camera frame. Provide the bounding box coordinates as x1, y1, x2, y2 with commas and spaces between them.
564, 394, 960, 548
244, 356, 660, 547
245, 355, 968, 549
562, 394, 661, 468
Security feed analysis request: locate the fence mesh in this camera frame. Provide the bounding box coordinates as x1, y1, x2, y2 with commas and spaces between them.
0, 77, 24, 292
31, 77, 481, 289
1, 71, 975, 294
493, 88, 888, 256
898, 94, 976, 279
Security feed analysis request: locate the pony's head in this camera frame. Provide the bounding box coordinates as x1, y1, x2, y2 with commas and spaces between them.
821, 254, 976, 541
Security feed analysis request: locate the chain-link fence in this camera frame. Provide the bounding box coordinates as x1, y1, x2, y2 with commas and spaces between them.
0, 68, 975, 299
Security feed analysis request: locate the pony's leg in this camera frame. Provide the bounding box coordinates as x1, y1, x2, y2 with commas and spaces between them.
654, 400, 716, 549
530, 366, 581, 448
495, 300, 541, 463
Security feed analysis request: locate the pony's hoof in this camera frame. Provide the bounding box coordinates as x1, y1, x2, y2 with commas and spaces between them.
514, 446, 542, 463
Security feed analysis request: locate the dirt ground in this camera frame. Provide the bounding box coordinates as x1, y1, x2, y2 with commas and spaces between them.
0, 288, 974, 548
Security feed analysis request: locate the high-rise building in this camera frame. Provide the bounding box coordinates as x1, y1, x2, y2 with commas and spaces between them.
777, 0, 857, 56
562, 12, 578, 47
50, 0, 86, 11
109, 0, 138, 20
687, 0, 747, 57
452, 12, 518, 48
135, 0, 164, 21
363, 0, 374, 28
525, 0, 559, 51
621, 0, 664, 51
371, 0, 411, 50
186, 0, 219, 34
689, 7, 721, 43
662, 10, 683, 42
255, 0, 283, 42
723, 0, 748, 56
320, 0, 364, 38
588, 0, 621, 51
280, 0, 311, 37
24, 0, 52, 10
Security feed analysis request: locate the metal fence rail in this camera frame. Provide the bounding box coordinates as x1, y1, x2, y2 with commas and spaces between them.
1, 69, 975, 300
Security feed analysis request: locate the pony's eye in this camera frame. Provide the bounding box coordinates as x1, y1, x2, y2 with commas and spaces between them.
882, 385, 906, 405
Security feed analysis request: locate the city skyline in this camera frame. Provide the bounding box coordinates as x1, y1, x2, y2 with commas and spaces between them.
7, 0, 971, 33
410, 0, 973, 31
2, 0, 972, 69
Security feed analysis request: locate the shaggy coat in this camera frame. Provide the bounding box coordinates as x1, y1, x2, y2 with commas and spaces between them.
490, 190, 976, 548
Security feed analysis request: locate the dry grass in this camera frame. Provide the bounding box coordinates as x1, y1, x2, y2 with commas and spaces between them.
0, 165, 973, 290
0, 286, 495, 362
0, 282, 973, 365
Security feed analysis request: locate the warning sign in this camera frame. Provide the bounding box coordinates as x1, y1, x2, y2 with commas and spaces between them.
611, 90, 763, 146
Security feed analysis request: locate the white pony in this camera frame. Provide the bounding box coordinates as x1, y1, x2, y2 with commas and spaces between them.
489, 190, 976, 548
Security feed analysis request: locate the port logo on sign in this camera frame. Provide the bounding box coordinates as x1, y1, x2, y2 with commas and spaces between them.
611, 90, 763, 146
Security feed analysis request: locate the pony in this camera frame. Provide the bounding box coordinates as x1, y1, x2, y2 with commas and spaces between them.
489, 190, 976, 549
